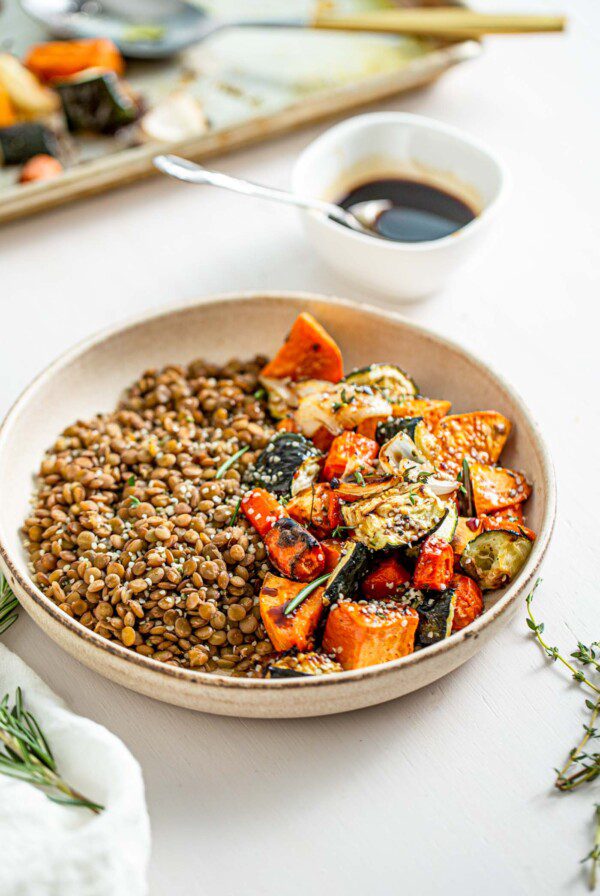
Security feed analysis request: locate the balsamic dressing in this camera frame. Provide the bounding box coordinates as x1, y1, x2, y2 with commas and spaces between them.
339, 177, 477, 243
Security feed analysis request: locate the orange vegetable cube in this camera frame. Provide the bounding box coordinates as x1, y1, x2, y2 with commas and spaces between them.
323, 431, 379, 481
322, 600, 419, 670
413, 535, 454, 591
286, 483, 342, 539
260, 573, 325, 651
24, 38, 124, 82
469, 462, 532, 516
241, 488, 286, 538
264, 517, 326, 582
261, 312, 343, 383
362, 555, 410, 600
451, 574, 484, 632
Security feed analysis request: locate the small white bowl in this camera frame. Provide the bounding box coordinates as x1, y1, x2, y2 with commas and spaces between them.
292, 112, 506, 302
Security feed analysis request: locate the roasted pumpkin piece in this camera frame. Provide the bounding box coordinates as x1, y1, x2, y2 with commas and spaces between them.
341, 483, 447, 551
344, 364, 418, 401
311, 425, 336, 453
417, 591, 457, 645
362, 555, 410, 600
267, 651, 343, 677
323, 431, 380, 481
460, 529, 533, 591
413, 535, 454, 591
252, 432, 321, 497
260, 574, 325, 651
320, 538, 345, 573
450, 574, 484, 632
322, 600, 419, 670
482, 504, 536, 540
469, 462, 532, 516
241, 488, 286, 538
0, 85, 15, 128
24, 38, 125, 83
286, 483, 342, 539
261, 312, 343, 383
392, 398, 452, 428
451, 516, 484, 564
424, 412, 512, 476
264, 517, 326, 582
276, 417, 297, 433
324, 541, 370, 604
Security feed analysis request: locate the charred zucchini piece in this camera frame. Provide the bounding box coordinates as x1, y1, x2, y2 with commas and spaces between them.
376, 415, 423, 445
56, 70, 140, 133
432, 502, 458, 542
417, 591, 457, 645
0, 122, 60, 165
344, 364, 418, 400
460, 529, 533, 591
268, 651, 343, 677
252, 432, 321, 497
324, 541, 370, 604
341, 483, 447, 551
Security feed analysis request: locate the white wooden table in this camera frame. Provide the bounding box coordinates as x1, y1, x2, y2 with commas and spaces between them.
3, 3, 599, 892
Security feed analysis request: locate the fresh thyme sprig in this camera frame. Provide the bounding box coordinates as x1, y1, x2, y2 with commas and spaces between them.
0, 688, 103, 813
526, 579, 600, 888
0, 572, 19, 635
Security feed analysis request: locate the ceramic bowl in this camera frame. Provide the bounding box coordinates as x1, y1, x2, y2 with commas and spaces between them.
292, 113, 507, 301
0, 292, 554, 717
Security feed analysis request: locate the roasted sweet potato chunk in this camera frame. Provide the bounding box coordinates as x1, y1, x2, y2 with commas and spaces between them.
264, 517, 325, 582
430, 412, 512, 476
241, 488, 286, 538
320, 538, 345, 573
362, 555, 410, 600
322, 600, 419, 670
469, 462, 532, 516
260, 573, 325, 651
413, 535, 454, 591
25, 38, 124, 82
482, 503, 536, 540
261, 312, 343, 383
286, 483, 342, 539
451, 574, 484, 631
323, 431, 380, 481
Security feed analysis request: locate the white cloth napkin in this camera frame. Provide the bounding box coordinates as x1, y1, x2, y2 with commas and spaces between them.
0, 644, 151, 896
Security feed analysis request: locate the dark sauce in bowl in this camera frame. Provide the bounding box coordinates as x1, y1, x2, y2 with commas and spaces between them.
338, 177, 477, 243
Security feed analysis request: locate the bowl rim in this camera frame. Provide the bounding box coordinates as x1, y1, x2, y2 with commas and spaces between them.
0, 290, 556, 692
291, 111, 508, 253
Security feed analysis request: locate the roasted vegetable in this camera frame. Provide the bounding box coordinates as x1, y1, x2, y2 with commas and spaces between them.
24, 39, 124, 83
0, 86, 15, 128
413, 535, 454, 591
251, 432, 321, 497
320, 539, 345, 573
286, 483, 342, 539
341, 483, 447, 551
140, 90, 208, 142
291, 454, 322, 496
267, 651, 343, 677
392, 398, 451, 427
417, 591, 457, 645
451, 516, 483, 562
276, 417, 297, 433
241, 488, 286, 538
0, 123, 60, 165
460, 529, 533, 590
416, 412, 511, 477
0, 54, 59, 117
295, 383, 391, 439
450, 574, 484, 632
322, 599, 419, 670
264, 517, 326, 582
433, 502, 458, 542
323, 431, 379, 481
311, 425, 336, 453
374, 415, 423, 445
19, 153, 63, 183
261, 312, 343, 382
468, 462, 532, 516
362, 555, 410, 600
323, 541, 370, 604
482, 504, 535, 540
378, 430, 425, 474
334, 474, 396, 504
344, 364, 418, 400
260, 573, 325, 651
55, 69, 140, 133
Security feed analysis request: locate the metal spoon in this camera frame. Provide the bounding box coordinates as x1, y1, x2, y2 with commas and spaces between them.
153, 154, 391, 236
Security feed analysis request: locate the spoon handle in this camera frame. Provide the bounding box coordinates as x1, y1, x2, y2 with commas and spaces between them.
153, 155, 362, 231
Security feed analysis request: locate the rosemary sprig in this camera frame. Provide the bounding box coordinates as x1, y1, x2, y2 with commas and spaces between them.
526, 579, 600, 888
283, 573, 330, 617
0, 688, 103, 813
0, 572, 18, 635
215, 446, 249, 480
229, 497, 242, 526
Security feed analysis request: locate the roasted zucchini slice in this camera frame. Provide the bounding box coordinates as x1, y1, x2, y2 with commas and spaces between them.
251, 433, 321, 497
267, 651, 343, 677
56, 70, 140, 133
376, 416, 423, 445
460, 529, 533, 591
417, 591, 457, 645
341, 483, 447, 551
433, 502, 458, 542
344, 364, 418, 401
324, 541, 370, 604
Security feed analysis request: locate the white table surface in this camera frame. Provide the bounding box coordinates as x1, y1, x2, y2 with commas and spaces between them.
2, 4, 600, 893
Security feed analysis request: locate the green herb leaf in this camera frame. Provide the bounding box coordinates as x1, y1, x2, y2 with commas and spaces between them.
0, 574, 18, 636
215, 446, 250, 480
127, 474, 135, 487
229, 497, 242, 526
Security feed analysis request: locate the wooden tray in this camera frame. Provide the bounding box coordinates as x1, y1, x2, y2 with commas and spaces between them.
0, 1, 479, 225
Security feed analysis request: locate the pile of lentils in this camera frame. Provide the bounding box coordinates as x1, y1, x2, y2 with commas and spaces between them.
23, 356, 280, 676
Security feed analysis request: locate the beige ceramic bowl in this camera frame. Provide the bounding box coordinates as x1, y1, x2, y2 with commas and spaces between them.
0, 292, 555, 717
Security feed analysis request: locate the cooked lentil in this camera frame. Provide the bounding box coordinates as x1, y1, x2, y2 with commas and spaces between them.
23, 356, 280, 676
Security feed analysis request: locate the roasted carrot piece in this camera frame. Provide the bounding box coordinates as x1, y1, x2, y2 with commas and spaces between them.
413, 535, 454, 591
431, 412, 512, 476
19, 154, 63, 184
362, 555, 410, 600
469, 462, 532, 516
24, 38, 124, 82
276, 417, 298, 433
322, 600, 419, 670
322, 431, 379, 481
311, 425, 336, 453
320, 538, 344, 573
260, 312, 343, 383
260, 573, 325, 651
264, 517, 326, 582
451, 574, 484, 632
0, 85, 16, 127
482, 503, 536, 540
286, 483, 342, 539
241, 488, 286, 538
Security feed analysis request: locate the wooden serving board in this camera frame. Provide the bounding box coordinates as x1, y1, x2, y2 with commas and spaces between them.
0, 0, 479, 224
